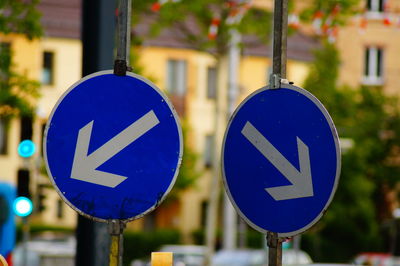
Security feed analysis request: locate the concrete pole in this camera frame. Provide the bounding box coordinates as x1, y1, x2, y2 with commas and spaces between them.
223, 28, 241, 250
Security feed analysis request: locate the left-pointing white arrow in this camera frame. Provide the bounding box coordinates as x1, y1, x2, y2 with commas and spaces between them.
241, 121, 314, 201
70, 110, 160, 188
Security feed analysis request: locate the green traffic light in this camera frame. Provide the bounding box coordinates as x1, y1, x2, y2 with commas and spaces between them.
13, 196, 33, 217
17, 140, 36, 158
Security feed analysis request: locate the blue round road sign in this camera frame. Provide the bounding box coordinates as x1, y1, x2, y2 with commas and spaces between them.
44, 70, 182, 222
222, 84, 340, 237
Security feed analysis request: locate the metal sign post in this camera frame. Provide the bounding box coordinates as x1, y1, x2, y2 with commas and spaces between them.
110, 1, 131, 265
109, 220, 126, 266
270, 0, 288, 89
268, 0, 288, 265
114, 0, 132, 76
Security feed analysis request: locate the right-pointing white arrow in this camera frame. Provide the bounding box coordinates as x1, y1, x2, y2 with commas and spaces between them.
241, 121, 314, 201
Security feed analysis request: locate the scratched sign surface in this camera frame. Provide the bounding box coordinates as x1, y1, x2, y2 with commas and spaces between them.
222, 84, 340, 237
44, 70, 182, 221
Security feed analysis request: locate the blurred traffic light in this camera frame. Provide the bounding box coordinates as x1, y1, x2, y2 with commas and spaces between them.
18, 116, 35, 158
20, 116, 33, 142
0, 182, 16, 261
13, 196, 33, 217
17, 169, 30, 198
17, 140, 36, 158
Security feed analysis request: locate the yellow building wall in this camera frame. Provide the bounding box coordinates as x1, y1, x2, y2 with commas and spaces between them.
0, 34, 41, 185
0, 35, 81, 227
35, 37, 82, 227
337, 18, 400, 96
37, 37, 82, 119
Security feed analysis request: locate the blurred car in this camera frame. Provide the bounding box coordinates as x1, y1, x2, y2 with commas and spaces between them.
212, 249, 265, 266
130, 245, 208, 266
309, 264, 353, 266
13, 237, 75, 266
211, 248, 312, 266
353, 252, 400, 266
282, 249, 313, 265
159, 245, 207, 266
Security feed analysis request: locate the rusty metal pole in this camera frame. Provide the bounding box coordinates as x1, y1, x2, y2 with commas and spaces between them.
267, 0, 288, 264
109, 0, 131, 265
109, 220, 126, 266
270, 0, 288, 89
114, 0, 132, 76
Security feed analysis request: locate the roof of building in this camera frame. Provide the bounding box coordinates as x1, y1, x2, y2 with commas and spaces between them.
134, 13, 319, 62
37, 0, 318, 61
38, 0, 81, 39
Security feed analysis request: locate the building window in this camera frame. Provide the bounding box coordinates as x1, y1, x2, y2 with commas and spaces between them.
0, 42, 11, 80
56, 199, 64, 219
42, 51, 54, 85
166, 59, 187, 96
367, 0, 384, 12
0, 118, 8, 155
363, 46, 383, 85
207, 67, 217, 99
204, 134, 214, 168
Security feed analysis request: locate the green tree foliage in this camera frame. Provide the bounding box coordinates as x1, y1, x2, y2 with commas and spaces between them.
0, 44, 40, 119
0, 0, 42, 119
132, 0, 272, 56
0, 0, 42, 39
299, 0, 361, 26
302, 42, 400, 262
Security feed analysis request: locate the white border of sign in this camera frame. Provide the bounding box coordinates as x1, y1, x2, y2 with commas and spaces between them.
43, 70, 183, 223
221, 83, 341, 237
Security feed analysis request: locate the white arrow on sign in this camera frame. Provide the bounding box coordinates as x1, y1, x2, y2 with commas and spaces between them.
241, 121, 314, 201
70, 110, 160, 188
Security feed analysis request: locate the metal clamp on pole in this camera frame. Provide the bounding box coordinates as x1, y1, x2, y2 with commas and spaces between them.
108, 219, 126, 266
269, 73, 281, 90
114, 0, 132, 76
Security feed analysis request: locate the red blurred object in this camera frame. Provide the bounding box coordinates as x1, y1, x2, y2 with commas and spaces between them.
6, 253, 12, 266
353, 252, 392, 265
151, 3, 161, 12
208, 17, 220, 40
360, 17, 368, 29
383, 16, 391, 26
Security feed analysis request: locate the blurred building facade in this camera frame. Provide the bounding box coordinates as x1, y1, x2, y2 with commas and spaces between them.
1, 0, 320, 243
337, 0, 400, 96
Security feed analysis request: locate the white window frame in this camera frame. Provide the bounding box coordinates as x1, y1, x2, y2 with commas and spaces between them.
366, 0, 385, 19
362, 46, 384, 86
41, 51, 55, 85
204, 134, 214, 168
166, 59, 187, 96
206, 66, 217, 99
